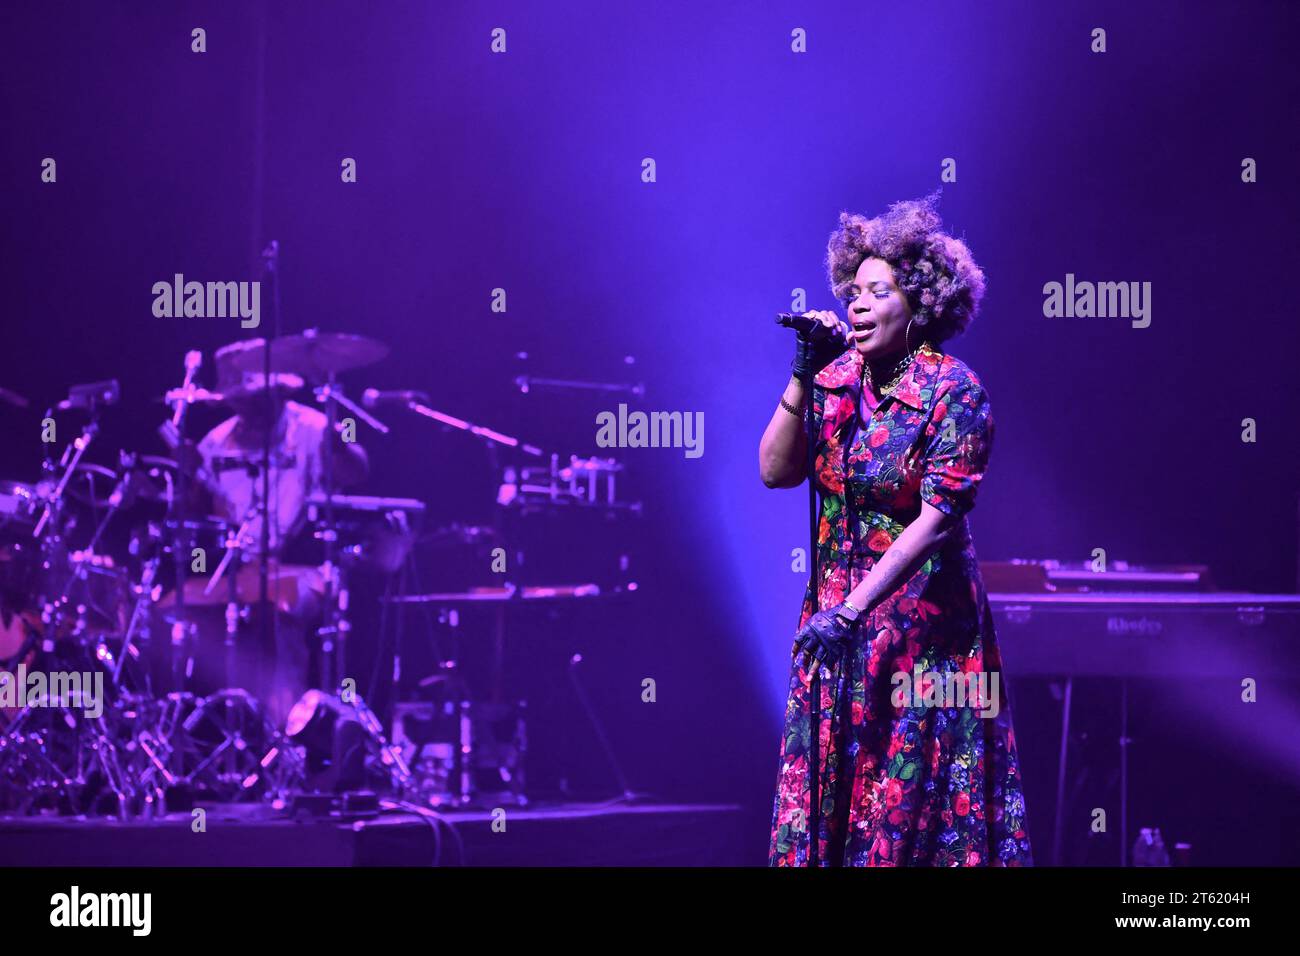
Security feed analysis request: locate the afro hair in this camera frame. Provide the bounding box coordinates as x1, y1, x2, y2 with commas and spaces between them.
825, 189, 986, 344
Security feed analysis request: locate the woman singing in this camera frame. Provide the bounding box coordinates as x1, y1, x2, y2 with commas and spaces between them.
760, 191, 1032, 866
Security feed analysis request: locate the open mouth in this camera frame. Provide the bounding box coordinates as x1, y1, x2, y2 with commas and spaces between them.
852, 321, 877, 338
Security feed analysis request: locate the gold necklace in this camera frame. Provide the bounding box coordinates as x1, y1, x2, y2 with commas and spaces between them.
862, 344, 924, 396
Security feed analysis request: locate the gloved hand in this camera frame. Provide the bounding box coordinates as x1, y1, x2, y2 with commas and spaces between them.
790, 311, 849, 380
793, 604, 858, 671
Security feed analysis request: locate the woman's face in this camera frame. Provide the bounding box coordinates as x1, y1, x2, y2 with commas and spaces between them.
846, 257, 913, 359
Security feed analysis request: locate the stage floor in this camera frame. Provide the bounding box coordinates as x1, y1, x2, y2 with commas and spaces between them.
0, 799, 748, 866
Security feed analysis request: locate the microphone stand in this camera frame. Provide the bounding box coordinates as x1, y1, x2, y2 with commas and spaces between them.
313, 379, 388, 692
259, 241, 280, 692
798, 359, 823, 868
318, 372, 341, 690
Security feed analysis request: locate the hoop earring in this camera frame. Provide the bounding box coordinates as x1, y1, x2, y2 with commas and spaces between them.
905, 317, 915, 353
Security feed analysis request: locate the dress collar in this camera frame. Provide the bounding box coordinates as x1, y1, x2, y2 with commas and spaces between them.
813, 341, 945, 411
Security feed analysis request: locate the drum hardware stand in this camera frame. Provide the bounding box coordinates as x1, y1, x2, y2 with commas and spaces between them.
128, 690, 204, 814
4, 391, 142, 818
497, 454, 640, 515
351, 692, 414, 793
82, 449, 133, 556
56, 453, 153, 810
116, 350, 235, 810
403, 397, 544, 458
31, 409, 98, 545
382, 379, 644, 805
385, 404, 545, 713
31, 381, 117, 541
215, 516, 254, 788
316, 373, 343, 692
131, 718, 179, 817
31, 403, 104, 697
83, 706, 132, 819
511, 373, 645, 400
506, 371, 644, 804
111, 555, 159, 691
567, 654, 647, 804
179, 688, 274, 801
167, 505, 273, 799
159, 350, 205, 697
107, 354, 265, 810
2, 679, 132, 819
414, 608, 475, 805
312, 376, 387, 692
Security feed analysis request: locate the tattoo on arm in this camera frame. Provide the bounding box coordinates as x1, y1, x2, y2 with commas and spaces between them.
851, 539, 937, 614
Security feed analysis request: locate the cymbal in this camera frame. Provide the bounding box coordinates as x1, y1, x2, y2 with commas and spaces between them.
219, 329, 389, 380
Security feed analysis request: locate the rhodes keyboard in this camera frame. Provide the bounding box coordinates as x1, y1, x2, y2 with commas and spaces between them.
988, 591, 1300, 678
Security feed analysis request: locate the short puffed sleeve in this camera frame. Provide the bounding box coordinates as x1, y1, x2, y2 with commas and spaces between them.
919, 373, 994, 519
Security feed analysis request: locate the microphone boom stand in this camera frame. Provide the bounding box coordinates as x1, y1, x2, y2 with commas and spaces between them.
258, 242, 280, 705
798, 361, 823, 868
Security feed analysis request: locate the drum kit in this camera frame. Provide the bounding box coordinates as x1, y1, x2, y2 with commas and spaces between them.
0, 328, 641, 818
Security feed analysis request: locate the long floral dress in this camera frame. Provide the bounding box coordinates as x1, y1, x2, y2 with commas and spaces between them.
768, 341, 1032, 866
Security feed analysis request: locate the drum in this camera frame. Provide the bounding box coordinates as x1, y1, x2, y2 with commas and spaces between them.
0, 480, 38, 538
0, 480, 40, 667
153, 543, 324, 730
0, 608, 126, 815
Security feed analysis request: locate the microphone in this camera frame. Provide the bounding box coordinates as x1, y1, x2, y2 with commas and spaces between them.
57, 379, 120, 411
362, 388, 429, 408
775, 313, 848, 343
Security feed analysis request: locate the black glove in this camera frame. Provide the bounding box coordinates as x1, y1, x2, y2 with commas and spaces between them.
793, 605, 858, 670
790, 322, 848, 380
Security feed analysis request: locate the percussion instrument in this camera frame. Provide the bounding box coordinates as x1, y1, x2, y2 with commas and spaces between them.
1, 327, 643, 817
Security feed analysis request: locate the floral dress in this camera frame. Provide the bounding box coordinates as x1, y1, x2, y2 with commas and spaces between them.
768, 341, 1032, 866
